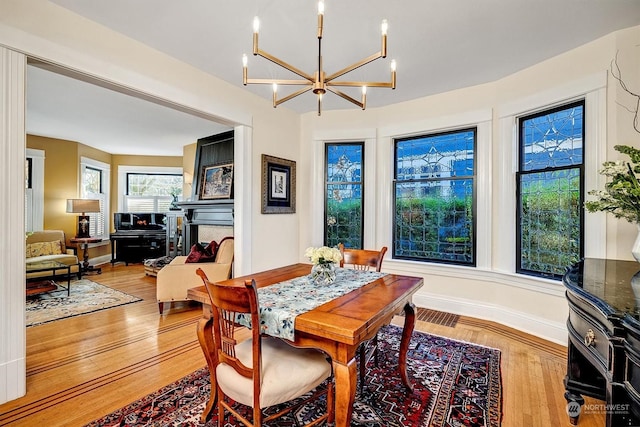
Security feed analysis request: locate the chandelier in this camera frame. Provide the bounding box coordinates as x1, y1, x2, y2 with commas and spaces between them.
242, 1, 396, 116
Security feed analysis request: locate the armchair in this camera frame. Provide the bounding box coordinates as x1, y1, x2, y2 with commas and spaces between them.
156, 237, 234, 314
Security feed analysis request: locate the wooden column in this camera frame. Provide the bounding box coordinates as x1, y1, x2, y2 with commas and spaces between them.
0, 46, 27, 404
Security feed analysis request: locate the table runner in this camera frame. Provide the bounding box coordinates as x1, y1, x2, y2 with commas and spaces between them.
237, 267, 386, 340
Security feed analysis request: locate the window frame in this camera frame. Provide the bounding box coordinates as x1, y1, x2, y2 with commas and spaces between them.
117, 165, 183, 213
323, 141, 365, 249
25, 148, 44, 232
495, 75, 607, 279
309, 112, 492, 271
392, 127, 478, 266
80, 156, 110, 240
515, 100, 585, 279
125, 171, 183, 212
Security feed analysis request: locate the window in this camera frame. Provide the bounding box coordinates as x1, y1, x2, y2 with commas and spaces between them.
516, 101, 584, 278
25, 158, 32, 231
324, 142, 364, 248
394, 128, 476, 265
81, 157, 110, 239
125, 173, 183, 212
25, 148, 44, 232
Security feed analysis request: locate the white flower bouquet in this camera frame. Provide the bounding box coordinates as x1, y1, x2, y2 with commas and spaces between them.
304, 246, 342, 265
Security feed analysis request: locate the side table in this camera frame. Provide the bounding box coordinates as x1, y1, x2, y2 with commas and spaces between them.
70, 237, 103, 275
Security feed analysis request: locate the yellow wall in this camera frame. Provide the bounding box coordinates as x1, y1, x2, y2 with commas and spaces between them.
27, 135, 80, 239
27, 135, 185, 262
182, 143, 196, 199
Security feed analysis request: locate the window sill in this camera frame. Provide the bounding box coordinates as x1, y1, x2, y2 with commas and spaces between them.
383, 258, 564, 297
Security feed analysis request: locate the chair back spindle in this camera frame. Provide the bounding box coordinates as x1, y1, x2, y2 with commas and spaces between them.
338, 243, 387, 272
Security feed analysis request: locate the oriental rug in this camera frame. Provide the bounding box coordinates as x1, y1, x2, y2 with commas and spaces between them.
26, 279, 142, 327
85, 325, 502, 427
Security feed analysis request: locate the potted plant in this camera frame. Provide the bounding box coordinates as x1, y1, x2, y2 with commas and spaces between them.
586, 144, 640, 260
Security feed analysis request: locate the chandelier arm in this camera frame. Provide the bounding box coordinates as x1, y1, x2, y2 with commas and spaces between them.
326, 87, 365, 109
324, 51, 383, 82
329, 81, 394, 88
318, 37, 323, 81
255, 49, 314, 81
246, 78, 312, 86
274, 86, 313, 107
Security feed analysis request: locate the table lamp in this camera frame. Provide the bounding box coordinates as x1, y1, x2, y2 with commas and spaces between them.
66, 199, 100, 238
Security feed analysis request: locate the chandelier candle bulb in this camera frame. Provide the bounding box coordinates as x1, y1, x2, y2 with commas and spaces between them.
391, 59, 397, 89
317, 1, 324, 38
252, 17, 259, 54
361, 86, 367, 110
272, 83, 278, 107
381, 20, 388, 57
242, 54, 248, 84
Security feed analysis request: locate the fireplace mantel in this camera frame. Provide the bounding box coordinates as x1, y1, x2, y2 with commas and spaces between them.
176, 200, 234, 250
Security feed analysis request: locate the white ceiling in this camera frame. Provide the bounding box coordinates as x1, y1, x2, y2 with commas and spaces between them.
26, 0, 640, 156
27, 65, 231, 156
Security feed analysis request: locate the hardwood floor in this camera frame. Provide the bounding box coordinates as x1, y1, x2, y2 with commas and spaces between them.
0, 264, 604, 426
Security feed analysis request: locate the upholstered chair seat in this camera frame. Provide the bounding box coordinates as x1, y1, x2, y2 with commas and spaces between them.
217, 336, 331, 408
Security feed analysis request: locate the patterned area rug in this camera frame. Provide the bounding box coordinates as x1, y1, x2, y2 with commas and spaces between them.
26, 279, 142, 327
85, 325, 502, 427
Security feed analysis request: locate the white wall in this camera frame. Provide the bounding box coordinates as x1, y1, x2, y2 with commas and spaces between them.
299, 25, 640, 345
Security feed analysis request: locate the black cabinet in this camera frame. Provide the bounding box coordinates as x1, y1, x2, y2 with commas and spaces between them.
564, 258, 640, 426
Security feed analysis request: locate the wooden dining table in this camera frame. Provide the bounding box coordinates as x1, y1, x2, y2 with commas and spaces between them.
187, 263, 424, 427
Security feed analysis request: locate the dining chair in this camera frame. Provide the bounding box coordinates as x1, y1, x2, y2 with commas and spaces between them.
196, 269, 334, 427
338, 243, 388, 393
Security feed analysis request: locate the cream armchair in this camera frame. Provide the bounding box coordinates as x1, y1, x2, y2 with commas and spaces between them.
156, 237, 234, 314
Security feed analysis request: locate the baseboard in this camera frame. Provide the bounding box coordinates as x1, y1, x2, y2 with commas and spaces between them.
413, 292, 568, 346
91, 254, 112, 267
0, 357, 26, 404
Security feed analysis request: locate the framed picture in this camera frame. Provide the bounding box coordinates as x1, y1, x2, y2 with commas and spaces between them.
200, 163, 234, 200
261, 154, 296, 214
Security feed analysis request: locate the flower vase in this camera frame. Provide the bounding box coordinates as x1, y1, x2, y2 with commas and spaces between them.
311, 262, 337, 285
633, 226, 640, 263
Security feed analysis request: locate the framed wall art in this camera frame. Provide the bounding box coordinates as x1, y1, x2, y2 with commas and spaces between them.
200, 163, 234, 200
261, 154, 296, 214
191, 130, 234, 201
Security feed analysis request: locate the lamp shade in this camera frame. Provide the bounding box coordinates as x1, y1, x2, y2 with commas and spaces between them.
66, 199, 100, 214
